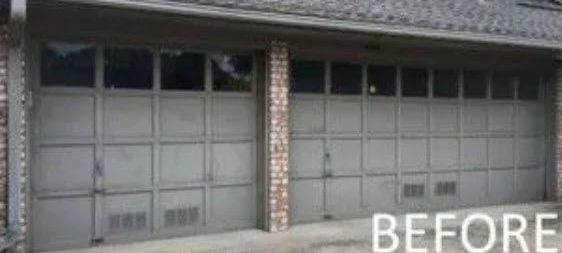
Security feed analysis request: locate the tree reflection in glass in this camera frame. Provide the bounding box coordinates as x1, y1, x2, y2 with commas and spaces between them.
211, 54, 252, 92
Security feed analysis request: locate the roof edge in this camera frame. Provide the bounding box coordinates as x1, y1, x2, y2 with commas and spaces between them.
55, 0, 562, 51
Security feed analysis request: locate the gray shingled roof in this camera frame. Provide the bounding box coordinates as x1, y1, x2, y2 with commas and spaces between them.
167, 0, 562, 44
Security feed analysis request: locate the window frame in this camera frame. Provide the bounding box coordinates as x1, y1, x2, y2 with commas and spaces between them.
401, 67, 429, 98
329, 62, 363, 95
39, 41, 97, 88
160, 50, 206, 91
209, 53, 255, 93
103, 46, 155, 90
290, 59, 326, 94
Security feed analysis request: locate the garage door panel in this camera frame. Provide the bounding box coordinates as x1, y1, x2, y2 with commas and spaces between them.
160, 143, 204, 184
330, 139, 361, 175
367, 139, 396, 172
329, 100, 361, 133
401, 103, 428, 132
463, 105, 487, 132
104, 96, 153, 138
460, 171, 487, 207
431, 104, 458, 132
516, 168, 544, 202
463, 138, 487, 169
33, 197, 93, 251
291, 179, 324, 222
489, 169, 514, 204
367, 101, 396, 132
489, 105, 514, 132
290, 99, 324, 133
210, 186, 254, 229
431, 173, 457, 210
291, 139, 324, 177
401, 139, 428, 171
160, 189, 204, 230
104, 193, 151, 236
490, 138, 514, 168
37, 145, 94, 192
400, 174, 429, 211
160, 97, 205, 137
212, 142, 253, 183
364, 175, 396, 211
39, 94, 94, 139
518, 137, 541, 167
104, 145, 152, 188
431, 138, 459, 170
519, 104, 543, 133
326, 177, 361, 216
212, 97, 254, 136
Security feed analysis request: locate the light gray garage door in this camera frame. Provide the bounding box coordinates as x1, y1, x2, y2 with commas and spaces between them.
32, 42, 257, 251
290, 60, 545, 223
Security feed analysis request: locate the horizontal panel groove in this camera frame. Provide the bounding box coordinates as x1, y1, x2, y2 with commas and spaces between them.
209, 136, 254, 142
158, 183, 207, 190
104, 187, 154, 194
36, 140, 96, 146
159, 137, 206, 143
211, 180, 254, 187
33, 190, 92, 198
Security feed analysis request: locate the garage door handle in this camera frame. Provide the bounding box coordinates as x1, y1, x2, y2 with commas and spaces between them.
325, 171, 333, 178
94, 160, 103, 177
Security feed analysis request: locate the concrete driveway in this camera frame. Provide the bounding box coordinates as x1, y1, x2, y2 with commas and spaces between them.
48, 202, 561, 253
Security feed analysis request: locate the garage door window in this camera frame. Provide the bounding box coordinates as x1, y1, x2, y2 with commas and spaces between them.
433, 69, 459, 98
331, 62, 362, 95
367, 65, 396, 96
492, 72, 514, 100
291, 60, 324, 93
518, 74, 540, 100
211, 54, 253, 92
104, 48, 153, 89
41, 42, 95, 87
161, 51, 205, 91
402, 67, 428, 97
463, 71, 487, 99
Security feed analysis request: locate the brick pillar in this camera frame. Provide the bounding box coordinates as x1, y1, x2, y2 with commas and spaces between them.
0, 25, 7, 237
556, 61, 562, 202
265, 41, 290, 232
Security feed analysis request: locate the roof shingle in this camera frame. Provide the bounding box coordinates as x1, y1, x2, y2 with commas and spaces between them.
167, 0, 562, 44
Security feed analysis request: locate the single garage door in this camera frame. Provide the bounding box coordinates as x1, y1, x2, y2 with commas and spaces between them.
32, 42, 257, 251
289, 60, 545, 223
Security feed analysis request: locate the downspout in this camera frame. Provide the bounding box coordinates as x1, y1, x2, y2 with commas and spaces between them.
3, 0, 26, 252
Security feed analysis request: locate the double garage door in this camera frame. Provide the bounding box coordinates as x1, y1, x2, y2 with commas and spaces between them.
32, 43, 257, 251
290, 61, 546, 222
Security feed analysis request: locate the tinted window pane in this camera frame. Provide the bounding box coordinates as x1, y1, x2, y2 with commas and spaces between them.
41, 42, 95, 87
518, 74, 540, 100
291, 60, 324, 93
433, 69, 459, 98
402, 68, 428, 97
161, 51, 205, 91
331, 63, 362, 94
463, 71, 487, 99
492, 72, 514, 99
211, 54, 252, 91
368, 65, 396, 96
104, 48, 153, 89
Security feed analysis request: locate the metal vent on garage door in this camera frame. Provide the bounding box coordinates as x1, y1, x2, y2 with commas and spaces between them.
109, 212, 147, 233
435, 181, 456, 196
164, 207, 200, 227
403, 184, 425, 198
